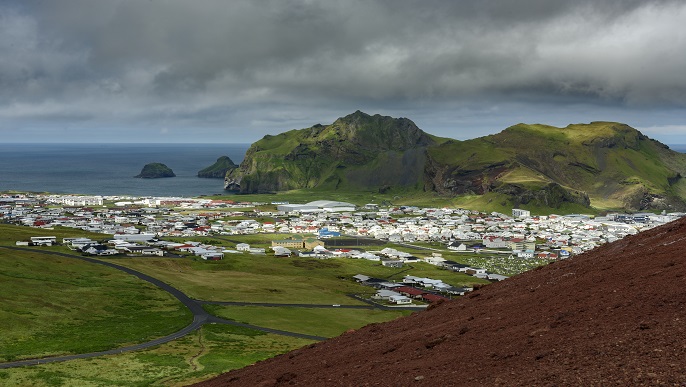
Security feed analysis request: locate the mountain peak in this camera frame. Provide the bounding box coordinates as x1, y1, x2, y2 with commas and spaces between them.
225, 111, 436, 193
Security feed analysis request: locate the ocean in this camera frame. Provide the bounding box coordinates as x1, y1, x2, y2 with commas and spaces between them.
0, 143, 250, 197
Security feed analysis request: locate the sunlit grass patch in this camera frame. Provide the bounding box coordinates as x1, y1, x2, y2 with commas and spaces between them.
203, 305, 411, 338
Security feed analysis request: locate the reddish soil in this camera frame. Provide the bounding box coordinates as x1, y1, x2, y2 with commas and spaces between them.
193, 218, 686, 386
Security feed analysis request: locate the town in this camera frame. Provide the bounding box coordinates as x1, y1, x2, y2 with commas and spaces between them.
3, 192, 684, 304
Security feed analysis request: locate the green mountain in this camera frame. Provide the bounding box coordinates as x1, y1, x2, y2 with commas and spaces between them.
225, 110, 442, 193
226, 113, 686, 211
198, 156, 238, 178
425, 122, 686, 210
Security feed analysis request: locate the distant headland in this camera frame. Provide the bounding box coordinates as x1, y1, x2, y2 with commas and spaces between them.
197, 156, 238, 178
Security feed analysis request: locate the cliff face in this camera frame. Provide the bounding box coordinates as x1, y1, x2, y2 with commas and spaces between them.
225, 111, 438, 193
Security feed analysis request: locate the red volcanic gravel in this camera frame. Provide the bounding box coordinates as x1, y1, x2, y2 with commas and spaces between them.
193, 217, 686, 386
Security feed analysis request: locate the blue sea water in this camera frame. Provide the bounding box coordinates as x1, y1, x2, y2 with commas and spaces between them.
0, 143, 250, 197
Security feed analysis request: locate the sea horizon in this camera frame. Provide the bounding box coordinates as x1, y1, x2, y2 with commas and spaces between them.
0, 143, 251, 197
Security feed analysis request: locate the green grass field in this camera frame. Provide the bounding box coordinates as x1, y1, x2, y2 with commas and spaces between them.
110, 253, 486, 303
0, 224, 485, 385
0, 247, 192, 362
203, 305, 411, 338
0, 324, 313, 386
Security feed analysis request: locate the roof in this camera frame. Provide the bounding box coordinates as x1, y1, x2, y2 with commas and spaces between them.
305, 200, 356, 208
395, 286, 426, 296
377, 290, 401, 297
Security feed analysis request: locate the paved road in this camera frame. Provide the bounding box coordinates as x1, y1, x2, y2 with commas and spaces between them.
197, 297, 426, 311
0, 246, 326, 369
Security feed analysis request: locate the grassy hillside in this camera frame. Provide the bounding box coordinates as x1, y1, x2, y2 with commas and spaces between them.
0, 226, 191, 362
225, 111, 442, 193
224, 112, 686, 211
425, 121, 686, 211
198, 156, 238, 178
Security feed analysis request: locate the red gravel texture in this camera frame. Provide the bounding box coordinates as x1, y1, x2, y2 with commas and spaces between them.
193, 217, 686, 386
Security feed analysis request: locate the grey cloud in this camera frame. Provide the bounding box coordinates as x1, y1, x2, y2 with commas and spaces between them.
2, 0, 686, 143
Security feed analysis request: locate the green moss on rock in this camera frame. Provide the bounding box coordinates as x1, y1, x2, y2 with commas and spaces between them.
135, 163, 175, 178
198, 156, 238, 178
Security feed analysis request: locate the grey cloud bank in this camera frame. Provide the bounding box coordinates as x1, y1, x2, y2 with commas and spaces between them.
1, 0, 685, 143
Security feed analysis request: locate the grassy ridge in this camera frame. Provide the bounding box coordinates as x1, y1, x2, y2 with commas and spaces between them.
227, 114, 686, 211
227, 111, 437, 193
426, 121, 686, 210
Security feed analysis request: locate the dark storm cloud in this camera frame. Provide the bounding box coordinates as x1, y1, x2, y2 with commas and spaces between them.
1, 0, 685, 142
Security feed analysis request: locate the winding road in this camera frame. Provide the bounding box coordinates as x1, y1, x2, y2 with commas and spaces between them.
0, 246, 340, 369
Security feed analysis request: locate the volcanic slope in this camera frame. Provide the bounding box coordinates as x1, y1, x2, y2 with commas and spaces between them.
194, 218, 686, 386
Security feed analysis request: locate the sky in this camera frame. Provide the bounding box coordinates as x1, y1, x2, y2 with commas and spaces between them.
2, 0, 686, 144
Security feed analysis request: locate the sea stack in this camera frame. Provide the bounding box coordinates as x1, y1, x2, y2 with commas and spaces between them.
197, 156, 238, 178
135, 163, 176, 178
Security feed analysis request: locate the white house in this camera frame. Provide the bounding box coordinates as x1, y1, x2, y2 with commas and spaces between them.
69, 238, 97, 250
512, 208, 531, 218
388, 294, 413, 304
517, 251, 535, 259
272, 246, 291, 257
374, 289, 402, 300
30, 236, 57, 246
424, 256, 446, 266
201, 252, 224, 260
113, 233, 156, 242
